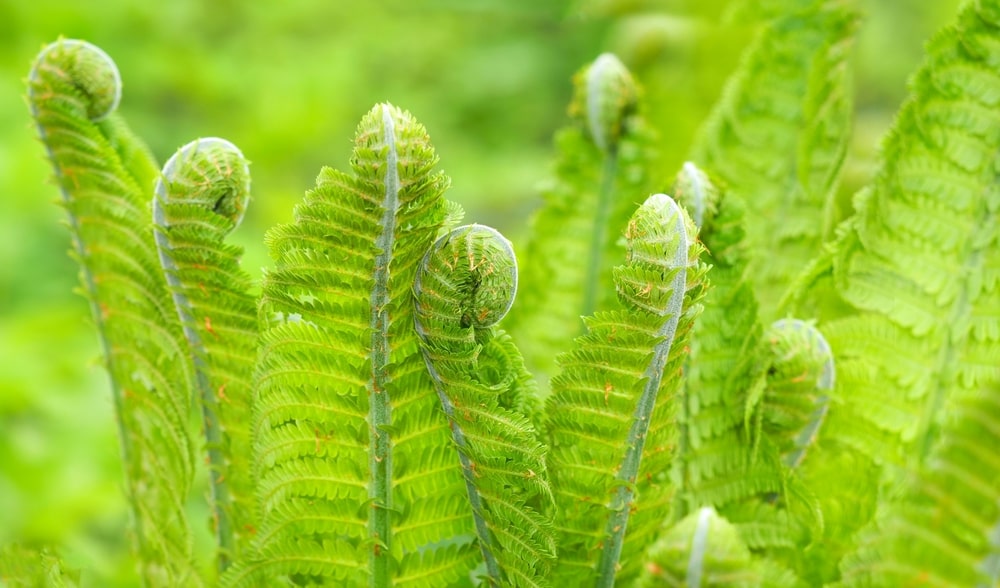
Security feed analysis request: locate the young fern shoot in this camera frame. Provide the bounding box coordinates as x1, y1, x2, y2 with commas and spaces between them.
152, 138, 258, 571
27, 39, 202, 586
510, 53, 660, 378
547, 194, 708, 586
413, 224, 555, 587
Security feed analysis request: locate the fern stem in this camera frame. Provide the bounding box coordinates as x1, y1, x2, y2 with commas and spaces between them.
596, 195, 689, 588
367, 104, 401, 586
421, 357, 503, 585
582, 154, 618, 321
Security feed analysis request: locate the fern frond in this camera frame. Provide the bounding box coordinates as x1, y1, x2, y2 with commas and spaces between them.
27, 39, 202, 585
823, 0, 1000, 469
690, 0, 859, 319
509, 53, 660, 379
838, 381, 1000, 587
225, 104, 476, 587
413, 224, 555, 587
547, 194, 709, 586
152, 138, 257, 571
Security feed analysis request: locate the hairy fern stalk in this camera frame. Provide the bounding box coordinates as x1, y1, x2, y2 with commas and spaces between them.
14, 0, 1000, 585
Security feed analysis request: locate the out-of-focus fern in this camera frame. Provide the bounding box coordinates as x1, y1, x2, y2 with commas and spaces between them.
413, 225, 555, 587
636, 507, 803, 588
509, 53, 660, 380
838, 381, 1000, 587
547, 194, 709, 586
782, 0, 1000, 582
818, 0, 1000, 469
690, 0, 860, 318
27, 40, 202, 586
224, 104, 477, 587
0, 545, 79, 588
152, 138, 258, 572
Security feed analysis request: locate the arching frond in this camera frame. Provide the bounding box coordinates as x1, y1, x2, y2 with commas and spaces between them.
27, 39, 201, 586
690, 0, 860, 319
224, 104, 476, 587
413, 225, 555, 587
153, 138, 258, 571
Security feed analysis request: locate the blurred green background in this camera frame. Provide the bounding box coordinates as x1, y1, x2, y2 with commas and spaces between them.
0, 0, 960, 583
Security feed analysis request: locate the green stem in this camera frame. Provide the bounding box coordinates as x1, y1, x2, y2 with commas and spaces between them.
368, 104, 399, 587
582, 154, 618, 321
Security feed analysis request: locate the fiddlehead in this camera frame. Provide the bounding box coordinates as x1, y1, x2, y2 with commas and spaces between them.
636, 508, 763, 588
413, 224, 555, 587
509, 53, 660, 379
547, 194, 709, 586
754, 319, 833, 470
152, 138, 257, 572
670, 163, 773, 519
28, 40, 201, 585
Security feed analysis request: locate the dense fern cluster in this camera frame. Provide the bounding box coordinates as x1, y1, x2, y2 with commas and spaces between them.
7, 0, 1000, 585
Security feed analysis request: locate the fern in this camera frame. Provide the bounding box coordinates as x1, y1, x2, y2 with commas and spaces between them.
776, 0, 1000, 582
413, 224, 555, 587
0, 545, 79, 588
152, 137, 258, 571
224, 104, 477, 587
815, 0, 1000, 468
27, 39, 202, 585
547, 193, 709, 586
510, 53, 660, 379
637, 507, 784, 588
690, 0, 859, 318
670, 163, 770, 518
838, 381, 1000, 587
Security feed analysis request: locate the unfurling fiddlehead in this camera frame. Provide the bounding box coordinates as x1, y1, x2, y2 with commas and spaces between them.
547, 194, 709, 586
413, 225, 555, 587
153, 138, 257, 572
755, 319, 833, 470
28, 39, 201, 585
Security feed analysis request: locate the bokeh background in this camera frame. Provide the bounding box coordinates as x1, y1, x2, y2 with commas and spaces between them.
0, 0, 962, 583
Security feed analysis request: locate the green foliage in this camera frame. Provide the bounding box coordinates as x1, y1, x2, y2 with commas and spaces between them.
10, 0, 1000, 586
838, 381, 1000, 587
690, 0, 860, 319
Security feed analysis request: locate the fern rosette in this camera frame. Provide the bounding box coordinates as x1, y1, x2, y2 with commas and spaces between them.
413, 224, 555, 587
547, 193, 708, 586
